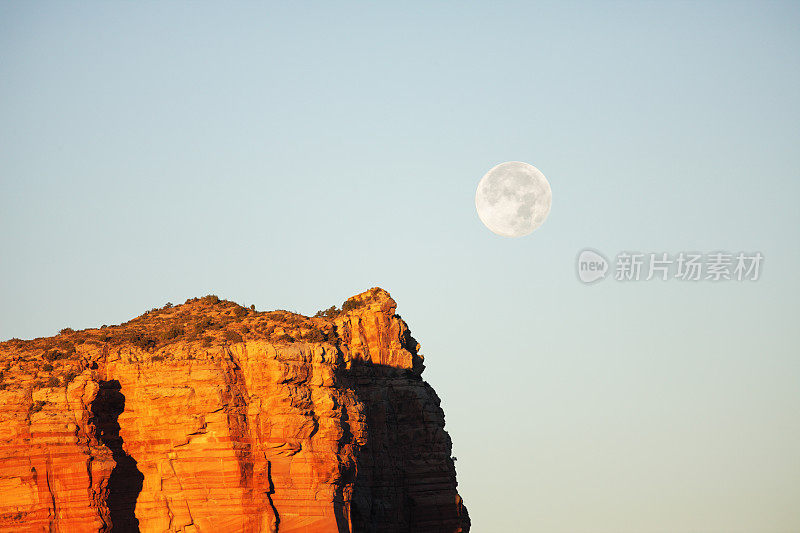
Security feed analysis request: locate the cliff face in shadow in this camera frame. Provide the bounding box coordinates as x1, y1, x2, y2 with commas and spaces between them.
90, 380, 144, 532
0, 288, 469, 533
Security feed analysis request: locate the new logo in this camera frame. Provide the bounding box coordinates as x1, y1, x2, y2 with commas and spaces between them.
577, 249, 609, 283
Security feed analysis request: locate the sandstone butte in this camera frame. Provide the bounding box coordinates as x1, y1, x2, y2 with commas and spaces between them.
0, 288, 469, 533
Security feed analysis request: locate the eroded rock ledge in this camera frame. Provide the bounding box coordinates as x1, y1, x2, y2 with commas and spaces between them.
0, 288, 469, 533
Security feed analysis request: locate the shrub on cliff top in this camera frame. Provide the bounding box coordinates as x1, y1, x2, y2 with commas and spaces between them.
314, 306, 340, 318
161, 325, 184, 341
56, 340, 76, 355
224, 330, 243, 343
193, 317, 214, 331
113, 330, 157, 351
300, 328, 325, 343
342, 299, 367, 312
43, 350, 67, 362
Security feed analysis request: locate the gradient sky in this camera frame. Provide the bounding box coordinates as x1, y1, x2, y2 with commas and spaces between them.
2, 2, 799, 531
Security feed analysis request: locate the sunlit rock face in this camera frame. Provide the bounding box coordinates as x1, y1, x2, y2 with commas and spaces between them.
0, 288, 469, 533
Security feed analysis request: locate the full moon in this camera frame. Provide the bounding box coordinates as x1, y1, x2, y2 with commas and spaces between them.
475, 161, 552, 237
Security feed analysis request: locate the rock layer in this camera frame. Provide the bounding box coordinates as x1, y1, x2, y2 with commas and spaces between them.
0, 288, 469, 532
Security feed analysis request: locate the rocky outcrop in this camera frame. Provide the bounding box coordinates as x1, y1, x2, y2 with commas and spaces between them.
0, 288, 469, 532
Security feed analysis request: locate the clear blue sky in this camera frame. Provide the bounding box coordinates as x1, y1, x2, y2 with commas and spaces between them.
2, 2, 799, 531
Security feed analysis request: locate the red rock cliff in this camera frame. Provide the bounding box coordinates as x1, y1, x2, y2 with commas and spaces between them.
0, 288, 469, 533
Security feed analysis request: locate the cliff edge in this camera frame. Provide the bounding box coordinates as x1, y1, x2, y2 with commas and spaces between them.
0, 288, 469, 533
